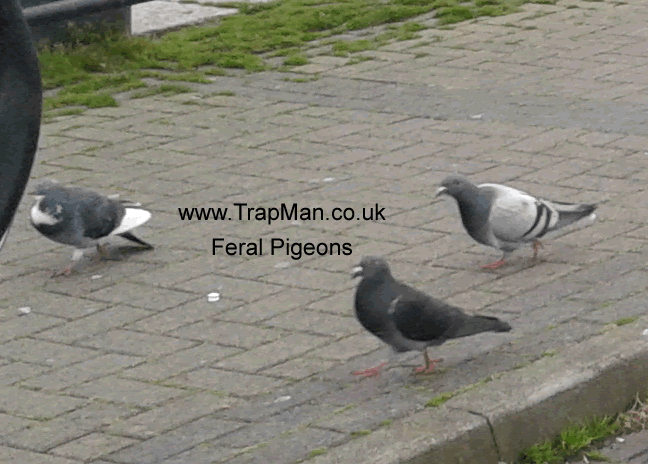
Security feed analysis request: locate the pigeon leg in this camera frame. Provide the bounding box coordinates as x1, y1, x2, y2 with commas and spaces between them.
352, 362, 387, 377
481, 259, 506, 270
52, 249, 84, 278
531, 240, 544, 259
413, 350, 442, 374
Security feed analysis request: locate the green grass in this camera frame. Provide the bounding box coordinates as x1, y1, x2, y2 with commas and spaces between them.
519, 416, 619, 464
614, 316, 638, 326
350, 429, 372, 437
307, 447, 327, 457
130, 83, 192, 99
38, 0, 553, 111
426, 391, 455, 407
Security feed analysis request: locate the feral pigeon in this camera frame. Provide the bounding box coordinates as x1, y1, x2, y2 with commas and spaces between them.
437, 174, 597, 269
351, 256, 512, 377
0, 0, 42, 252
30, 180, 154, 276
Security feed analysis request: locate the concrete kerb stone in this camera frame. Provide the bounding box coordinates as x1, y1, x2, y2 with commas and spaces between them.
308, 317, 648, 464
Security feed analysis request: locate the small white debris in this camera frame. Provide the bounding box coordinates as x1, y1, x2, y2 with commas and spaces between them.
470, 114, 483, 120
107, 194, 120, 200
291, 220, 302, 226
91, 275, 102, 280
642, 329, 648, 336
207, 292, 220, 303
616, 437, 625, 443
17, 307, 31, 315
323, 177, 335, 182
274, 262, 290, 269
46, 358, 55, 364
273, 395, 291, 403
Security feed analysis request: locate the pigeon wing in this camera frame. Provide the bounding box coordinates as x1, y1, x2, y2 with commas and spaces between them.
479, 183, 557, 243
74, 189, 125, 240
389, 284, 467, 342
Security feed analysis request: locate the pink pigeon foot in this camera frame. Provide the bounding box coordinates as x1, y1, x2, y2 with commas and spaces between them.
352, 362, 387, 377
413, 351, 442, 374
52, 266, 74, 278
481, 259, 506, 270
413, 360, 442, 374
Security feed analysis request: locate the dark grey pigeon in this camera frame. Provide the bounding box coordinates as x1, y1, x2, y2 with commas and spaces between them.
0, 0, 42, 253
351, 256, 511, 377
30, 180, 154, 276
437, 174, 597, 269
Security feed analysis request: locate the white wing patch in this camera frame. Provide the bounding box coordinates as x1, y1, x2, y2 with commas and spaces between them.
110, 208, 151, 235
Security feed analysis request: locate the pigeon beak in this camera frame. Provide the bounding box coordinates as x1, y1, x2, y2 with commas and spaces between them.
435, 186, 448, 197
351, 266, 363, 278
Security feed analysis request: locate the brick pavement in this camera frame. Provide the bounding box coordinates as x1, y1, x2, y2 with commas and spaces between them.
2, 1, 648, 463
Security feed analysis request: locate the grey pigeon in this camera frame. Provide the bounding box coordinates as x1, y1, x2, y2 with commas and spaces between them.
0, 0, 42, 252
30, 180, 154, 276
437, 174, 597, 269
351, 256, 512, 377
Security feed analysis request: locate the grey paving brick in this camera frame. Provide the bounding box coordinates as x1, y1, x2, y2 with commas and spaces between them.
120, 343, 241, 381
20, 354, 142, 391
0, 386, 86, 419
106, 393, 239, 439
34, 305, 150, 344
1, 338, 100, 367
214, 333, 330, 373
0, 446, 80, 464
66, 376, 186, 407
106, 416, 245, 464
76, 329, 197, 357
51, 433, 139, 461
87, 283, 198, 311
169, 368, 287, 396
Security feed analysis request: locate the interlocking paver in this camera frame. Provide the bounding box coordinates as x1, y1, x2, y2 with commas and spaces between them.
66, 376, 186, 407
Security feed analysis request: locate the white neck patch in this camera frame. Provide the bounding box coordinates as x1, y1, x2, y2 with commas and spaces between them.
30, 199, 60, 226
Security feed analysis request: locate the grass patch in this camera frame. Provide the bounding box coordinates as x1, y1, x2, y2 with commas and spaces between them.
519, 416, 619, 464
350, 429, 372, 437
307, 448, 327, 458
426, 391, 455, 407
38, 0, 546, 111
520, 392, 648, 464
614, 316, 638, 326
130, 83, 192, 99
212, 90, 236, 96
283, 54, 309, 66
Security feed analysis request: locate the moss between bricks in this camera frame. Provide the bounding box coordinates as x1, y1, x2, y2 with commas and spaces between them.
40, 0, 559, 114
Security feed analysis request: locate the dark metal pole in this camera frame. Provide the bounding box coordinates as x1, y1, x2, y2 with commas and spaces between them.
0, 0, 43, 253
24, 0, 150, 26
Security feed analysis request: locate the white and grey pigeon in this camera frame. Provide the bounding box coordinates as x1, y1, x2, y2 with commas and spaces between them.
30, 180, 154, 276
351, 256, 512, 377
436, 174, 597, 269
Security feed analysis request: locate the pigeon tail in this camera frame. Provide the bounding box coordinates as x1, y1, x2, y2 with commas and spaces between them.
450, 315, 512, 338
549, 202, 597, 230
111, 208, 152, 235
118, 231, 154, 249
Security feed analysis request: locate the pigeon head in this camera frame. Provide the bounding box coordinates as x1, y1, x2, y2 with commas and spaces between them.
351, 256, 392, 280
30, 195, 64, 226
436, 175, 477, 199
